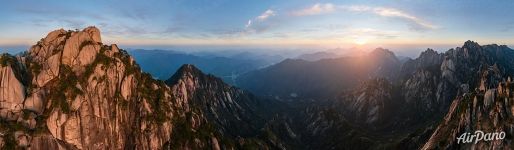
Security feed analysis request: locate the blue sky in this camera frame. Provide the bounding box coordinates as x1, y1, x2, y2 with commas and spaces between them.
1, 0, 514, 56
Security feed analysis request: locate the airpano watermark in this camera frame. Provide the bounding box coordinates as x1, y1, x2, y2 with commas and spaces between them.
457, 131, 505, 144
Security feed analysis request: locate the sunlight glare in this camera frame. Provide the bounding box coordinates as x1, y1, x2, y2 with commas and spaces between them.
354, 37, 368, 45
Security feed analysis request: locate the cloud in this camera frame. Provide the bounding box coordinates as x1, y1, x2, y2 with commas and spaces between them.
293, 3, 336, 16
355, 6, 438, 31
241, 9, 277, 35
245, 20, 252, 28
248, 9, 276, 27
257, 9, 276, 21
293, 3, 438, 31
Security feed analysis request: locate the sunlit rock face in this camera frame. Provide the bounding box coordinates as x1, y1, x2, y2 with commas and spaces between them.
0, 27, 277, 149
422, 75, 514, 149
0, 61, 26, 121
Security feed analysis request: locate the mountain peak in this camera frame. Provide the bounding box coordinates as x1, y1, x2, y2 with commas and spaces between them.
418, 48, 439, 58
423, 48, 437, 54
83, 26, 102, 43
463, 40, 480, 49
367, 48, 399, 63
28, 26, 108, 72
369, 48, 396, 58
175, 64, 202, 75
165, 64, 205, 85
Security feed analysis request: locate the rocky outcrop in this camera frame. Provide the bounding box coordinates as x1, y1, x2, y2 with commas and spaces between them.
422, 78, 514, 149
0, 27, 276, 149
164, 64, 281, 149
391, 41, 514, 148
0, 27, 177, 149
0, 56, 26, 121
401, 48, 444, 76
338, 78, 396, 126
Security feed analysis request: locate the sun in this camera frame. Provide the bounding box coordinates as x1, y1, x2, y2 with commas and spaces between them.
353, 37, 368, 45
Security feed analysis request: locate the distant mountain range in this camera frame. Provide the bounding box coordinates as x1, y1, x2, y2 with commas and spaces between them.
0, 27, 512, 149
295, 51, 341, 61
236, 48, 401, 100
128, 49, 283, 85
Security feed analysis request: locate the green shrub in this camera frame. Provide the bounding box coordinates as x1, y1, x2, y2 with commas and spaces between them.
0, 53, 16, 67
79, 40, 95, 50
47, 64, 83, 114
2, 132, 16, 149
30, 62, 42, 75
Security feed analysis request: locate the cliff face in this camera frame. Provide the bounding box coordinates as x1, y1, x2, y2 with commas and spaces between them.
0, 26, 173, 149
0, 27, 274, 149
422, 80, 514, 149
422, 41, 514, 149
339, 78, 397, 126
164, 64, 284, 149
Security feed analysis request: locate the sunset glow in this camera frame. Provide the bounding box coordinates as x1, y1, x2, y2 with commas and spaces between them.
0, 0, 514, 54
354, 37, 369, 45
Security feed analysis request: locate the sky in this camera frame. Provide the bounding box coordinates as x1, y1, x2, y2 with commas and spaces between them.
1, 0, 514, 56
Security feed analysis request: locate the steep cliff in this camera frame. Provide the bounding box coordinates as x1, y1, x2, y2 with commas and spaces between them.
422, 63, 514, 149
0, 27, 275, 149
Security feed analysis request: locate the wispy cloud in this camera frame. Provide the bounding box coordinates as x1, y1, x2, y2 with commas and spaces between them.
346, 6, 438, 31
293, 3, 438, 31
292, 3, 335, 16
240, 9, 278, 35
257, 9, 276, 21
245, 20, 252, 28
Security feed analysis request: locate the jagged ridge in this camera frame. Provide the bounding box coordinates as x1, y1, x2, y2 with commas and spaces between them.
0, 27, 279, 149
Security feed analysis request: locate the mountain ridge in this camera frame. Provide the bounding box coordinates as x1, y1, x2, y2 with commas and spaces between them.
236, 40, 514, 149
0, 26, 280, 149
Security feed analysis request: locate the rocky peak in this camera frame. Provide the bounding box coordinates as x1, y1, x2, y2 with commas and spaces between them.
0, 27, 177, 149
422, 76, 514, 149
173, 64, 203, 78
420, 48, 443, 62
82, 26, 101, 43
368, 48, 398, 61
338, 78, 396, 127
419, 48, 438, 57
0, 26, 277, 150
165, 64, 206, 86
463, 40, 480, 49
401, 48, 444, 76
165, 64, 273, 141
